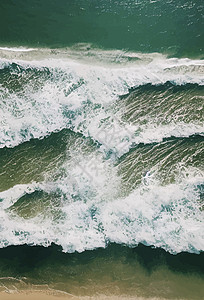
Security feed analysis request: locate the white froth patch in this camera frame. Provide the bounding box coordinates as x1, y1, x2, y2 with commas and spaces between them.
0, 183, 41, 210
0, 47, 36, 52
86, 115, 204, 157
0, 48, 203, 254
101, 182, 204, 253
0, 50, 203, 150
0, 169, 203, 254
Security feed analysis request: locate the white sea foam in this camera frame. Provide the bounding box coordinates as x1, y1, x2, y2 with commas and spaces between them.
0, 48, 203, 254
0, 183, 41, 210
0, 48, 203, 152
0, 169, 203, 254
0, 47, 36, 52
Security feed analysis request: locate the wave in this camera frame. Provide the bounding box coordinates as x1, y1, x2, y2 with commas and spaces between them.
0, 47, 203, 254
0, 47, 203, 155
0, 173, 203, 254
0, 129, 203, 254
0, 47, 35, 52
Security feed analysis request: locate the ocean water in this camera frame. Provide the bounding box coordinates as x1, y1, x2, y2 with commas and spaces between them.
0, 0, 203, 298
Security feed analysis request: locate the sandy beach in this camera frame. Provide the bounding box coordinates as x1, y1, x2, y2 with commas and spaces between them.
0, 290, 170, 300
0, 290, 76, 300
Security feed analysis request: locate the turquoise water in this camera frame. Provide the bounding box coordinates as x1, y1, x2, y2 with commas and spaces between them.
0, 0, 203, 298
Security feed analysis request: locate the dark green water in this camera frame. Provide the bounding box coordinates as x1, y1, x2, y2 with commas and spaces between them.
0, 244, 204, 299
0, 0, 203, 298
0, 0, 203, 57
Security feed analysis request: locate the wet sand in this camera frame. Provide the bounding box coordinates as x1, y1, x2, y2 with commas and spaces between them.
0, 290, 172, 300
0, 291, 75, 300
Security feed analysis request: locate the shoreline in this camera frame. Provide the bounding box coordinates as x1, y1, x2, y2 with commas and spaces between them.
0, 244, 203, 300
0, 289, 77, 300
0, 290, 180, 300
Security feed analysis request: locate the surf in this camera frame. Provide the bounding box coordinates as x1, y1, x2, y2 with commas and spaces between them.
0, 47, 203, 153
0, 46, 203, 255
